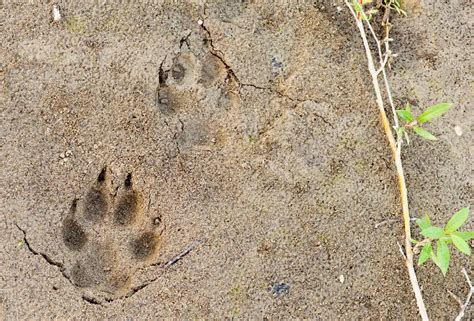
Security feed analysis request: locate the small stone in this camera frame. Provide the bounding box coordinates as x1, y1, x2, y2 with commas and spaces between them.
270, 282, 290, 296
241, 163, 251, 169
59, 153, 65, 158
454, 125, 463, 136
52, 5, 61, 22
153, 217, 162, 225
271, 56, 283, 70
198, 19, 203, 25
339, 274, 345, 283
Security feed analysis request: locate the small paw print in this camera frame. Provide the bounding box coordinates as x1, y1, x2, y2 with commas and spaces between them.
61, 167, 162, 300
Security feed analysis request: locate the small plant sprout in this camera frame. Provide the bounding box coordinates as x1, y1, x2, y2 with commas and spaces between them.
413, 208, 474, 276
396, 102, 453, 142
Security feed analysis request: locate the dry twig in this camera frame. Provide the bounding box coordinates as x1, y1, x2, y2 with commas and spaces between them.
448, 268, 473, 321
163, 240, 203, 268
343, 1, 428, 320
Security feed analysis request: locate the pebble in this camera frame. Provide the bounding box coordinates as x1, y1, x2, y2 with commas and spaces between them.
339, 274, 345, 283
453, 125, 463, 136
270, 282, 290, 296
52, 5, 61, 22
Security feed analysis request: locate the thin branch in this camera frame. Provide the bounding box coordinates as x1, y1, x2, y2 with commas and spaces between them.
344, 2, 428, 320
163, 240, 202, 268
364, 17, 399, 129
462, 268, 473, 288
397, 241, 407, 260
447, 290, 463, 307
451, 268, 473, 321
376, 54, 390, 75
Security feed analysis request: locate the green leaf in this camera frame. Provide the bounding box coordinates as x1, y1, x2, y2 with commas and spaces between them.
440, 236, 453, 244
435, 240, 450, 276
417, 103, 453, 123
418, 242, 432, 266
416, 215, 431, 230
352, 0, 363, 13
397, 110, 414, 122
445, 208, 469, 233
455, 231, 474, 241
413, 126, 437, 140
451, 234, 471, 256
396, 127, 405, 140
421, 226, 445, 239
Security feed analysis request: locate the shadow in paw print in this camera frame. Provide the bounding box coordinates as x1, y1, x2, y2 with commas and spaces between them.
199, 53, 227, 88
61, 167, 163, 301
114, 173, 142, 226
83, 167, 109, 223
131, 231, 160, 261
172, 62, 186, 83
71, 242, 130, 294
156, 86, 176, 115
62, 202, 87, 251
176, 119, 210, 151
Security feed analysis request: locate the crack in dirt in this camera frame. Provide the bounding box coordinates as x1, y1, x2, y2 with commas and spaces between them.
240, 82, 302, 103
82, 295, 102, 305
242, 81, 334, 129
179, 32, 192, 49
312, 112, 334, 129
14, 224, 103, 306
198, 20, 333, 128
15, 223, 74, 285
200, 21, 241, 87
158, 55, 168, 89
16, 223, 65, 270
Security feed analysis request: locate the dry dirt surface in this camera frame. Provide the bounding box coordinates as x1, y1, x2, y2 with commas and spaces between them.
1, 0, 473, 319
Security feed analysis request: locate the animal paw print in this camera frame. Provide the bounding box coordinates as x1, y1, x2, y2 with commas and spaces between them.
61, 167, 162, 300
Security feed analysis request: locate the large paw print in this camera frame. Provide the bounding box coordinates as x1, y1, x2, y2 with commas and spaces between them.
61, 167, 162, 300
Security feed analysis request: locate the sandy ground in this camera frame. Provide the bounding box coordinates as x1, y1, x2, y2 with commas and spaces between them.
1, 0, 473, 319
